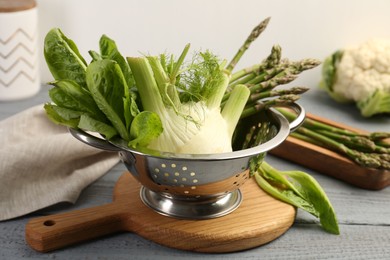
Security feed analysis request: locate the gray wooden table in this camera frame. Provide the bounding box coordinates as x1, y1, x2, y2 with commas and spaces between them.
1, 85, 389, 260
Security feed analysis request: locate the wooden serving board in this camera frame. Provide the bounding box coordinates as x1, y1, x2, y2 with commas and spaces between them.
270, 113, 390, 190
25, 172, 296, 253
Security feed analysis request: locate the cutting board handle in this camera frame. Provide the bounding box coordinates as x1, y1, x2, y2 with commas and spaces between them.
25, 202, 126, 252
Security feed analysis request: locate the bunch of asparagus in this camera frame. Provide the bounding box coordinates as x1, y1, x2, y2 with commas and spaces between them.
222, 18, 320, 117
227, 17, 389, 172
279, 109, 390, 170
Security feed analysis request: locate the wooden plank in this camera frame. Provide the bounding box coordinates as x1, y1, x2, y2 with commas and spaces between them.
270, 113, 390, 190
3, 219, 390, 259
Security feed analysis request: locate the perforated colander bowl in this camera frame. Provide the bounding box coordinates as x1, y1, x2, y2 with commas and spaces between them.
70, 105, 304, 219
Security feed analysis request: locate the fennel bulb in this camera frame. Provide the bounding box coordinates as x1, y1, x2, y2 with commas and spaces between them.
147, 102, 232, 154
127, 47, 250, 154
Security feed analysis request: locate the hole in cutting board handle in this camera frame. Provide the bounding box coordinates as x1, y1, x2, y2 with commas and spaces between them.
43, 220, 56, 226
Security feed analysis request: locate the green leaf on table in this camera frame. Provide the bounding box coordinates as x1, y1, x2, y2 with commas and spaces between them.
282, 170, 340, 234
254, 162, 340, 234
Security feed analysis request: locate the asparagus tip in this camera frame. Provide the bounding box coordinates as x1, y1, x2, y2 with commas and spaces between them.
250, 17, 271, 40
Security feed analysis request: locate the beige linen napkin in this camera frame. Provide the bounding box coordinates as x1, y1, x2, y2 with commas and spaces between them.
0, 104, 120, 221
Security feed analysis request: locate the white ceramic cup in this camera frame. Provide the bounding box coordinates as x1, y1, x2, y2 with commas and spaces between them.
0, 1, 40, 101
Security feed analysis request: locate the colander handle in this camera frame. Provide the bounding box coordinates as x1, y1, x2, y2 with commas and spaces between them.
68, 128, 122, 152
278, 102, 305, 132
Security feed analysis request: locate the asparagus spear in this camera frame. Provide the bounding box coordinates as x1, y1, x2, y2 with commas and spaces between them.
225, 17, 271, 73
240, 94, 302, 118
278, 108, 390, 170
223, 34, 320, 116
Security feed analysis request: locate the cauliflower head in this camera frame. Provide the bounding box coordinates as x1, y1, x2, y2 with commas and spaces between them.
320, 39, 390, 117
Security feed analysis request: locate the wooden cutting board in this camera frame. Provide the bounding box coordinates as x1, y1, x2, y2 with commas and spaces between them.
25, 172, 296, 253
270, 113, 390, 190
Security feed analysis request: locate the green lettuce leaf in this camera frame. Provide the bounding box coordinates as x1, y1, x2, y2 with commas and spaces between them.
44, 28, 88, 88
128, 111, 163, 148
43, 104, 81, 128
78, 115, 118, 140
48, 80, 107, 122
86, 59, 131, 141
99, 35, 135, 89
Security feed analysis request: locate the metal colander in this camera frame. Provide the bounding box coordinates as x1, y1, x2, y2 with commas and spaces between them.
69, 105, 304, 219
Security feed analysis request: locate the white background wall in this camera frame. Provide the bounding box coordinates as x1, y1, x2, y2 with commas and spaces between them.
36, 0, 390, 88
